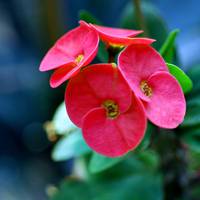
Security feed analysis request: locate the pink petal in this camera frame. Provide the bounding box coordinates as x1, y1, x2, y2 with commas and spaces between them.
82, 95, 147, 157
127, 37, 156, 45
90, 23, 143, 45
39, 47, 75, 72
144, 71, 186, 129
65, 70, 100, 127
39, 22, 99, 72
118, 44, 168, 101
65, 64, 132, 127
50, 65, 80, 88
81, 64, 132, 112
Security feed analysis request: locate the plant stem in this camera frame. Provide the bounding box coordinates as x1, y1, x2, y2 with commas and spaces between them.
108, 50, 115, 63
133, 0, 149, 36
107, 46, 120, 63
154, 129, 190, 200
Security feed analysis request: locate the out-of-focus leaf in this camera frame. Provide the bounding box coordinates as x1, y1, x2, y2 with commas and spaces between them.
180, 98, 200, 128
180, 66, 200, 152
167, 63, 193, 94
182, 128, 200, 153
120, 1, 168, 50
187, 65, 200, 95
136, 122, 155, 152
78, 10, 108, 62
51, 174, 163, 200
97, 41, 108, 62
52, 130, 91, 161
78, 10, 101, 24
53, 102, 76, 135
159, 29, 179, 62
136, 151, 159, 170
50, 179, 93, 200
89, 153, 124, 174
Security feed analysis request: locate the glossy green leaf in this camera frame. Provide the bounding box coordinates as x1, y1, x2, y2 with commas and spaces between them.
159, 29, 179, 62
53, 102, 76, 135
167, 63, 193, 94
78, 10, 101, 24
52, 130, 91, 161
89, 153, 124, 173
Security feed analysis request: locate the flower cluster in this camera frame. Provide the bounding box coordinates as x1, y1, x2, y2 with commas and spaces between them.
40, 21, 186, 157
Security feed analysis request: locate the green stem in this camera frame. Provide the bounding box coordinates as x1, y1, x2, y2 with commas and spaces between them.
107, 45, 121, 63
133, 0, 149, 36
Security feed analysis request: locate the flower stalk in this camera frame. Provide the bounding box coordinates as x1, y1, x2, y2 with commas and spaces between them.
154, 129, 190, 200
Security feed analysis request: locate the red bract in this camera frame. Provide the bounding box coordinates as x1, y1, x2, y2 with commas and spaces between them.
87, 21, 155, 46
65, 64, 147, 157
118, 44, 186, 129
39, 22, 99, 88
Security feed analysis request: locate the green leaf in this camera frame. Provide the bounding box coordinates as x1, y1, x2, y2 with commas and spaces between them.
97, 41, 108, 62
159, 29, 179, 62
51, 174, 163, 200
167, 63, 193, 94
89, 153, 124, 173
180, 98, 200, 128
78, 10, 101, 24
50, 180, 93, 200
52, 130, 91, 161
136, 122, 155, 152
187, 65, 200, 95
53, 102, 76, 135
182, 128, 200, 153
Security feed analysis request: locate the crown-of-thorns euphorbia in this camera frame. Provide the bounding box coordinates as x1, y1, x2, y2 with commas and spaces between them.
65, 64, 147, 157
40, 21, 187, 157
88, 21, 155, 47
118, 44, 186, 129
39, 22, 99, 88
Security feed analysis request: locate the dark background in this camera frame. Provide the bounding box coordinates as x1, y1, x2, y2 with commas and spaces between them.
0, 0, 199, 199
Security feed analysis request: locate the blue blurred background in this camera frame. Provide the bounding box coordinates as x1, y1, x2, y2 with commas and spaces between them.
0, 0, 199, 199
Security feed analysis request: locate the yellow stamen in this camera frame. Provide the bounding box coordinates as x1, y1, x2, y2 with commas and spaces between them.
75, 54, 84, 64
140, 80, 152, 97
109, 43, 124, 49
111, 63, 117, 68
103, 100, 119, 119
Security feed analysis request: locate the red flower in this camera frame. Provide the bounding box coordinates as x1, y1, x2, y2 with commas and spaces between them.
39, 22, 99, 88
118, 44, 186, 129
65, 64, 147, 157
86, 21, 155, 46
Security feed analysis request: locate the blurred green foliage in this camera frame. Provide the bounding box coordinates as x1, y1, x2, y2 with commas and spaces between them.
159, 29, 179, 63
120, 1, 168, 50
51, 174, 163, 200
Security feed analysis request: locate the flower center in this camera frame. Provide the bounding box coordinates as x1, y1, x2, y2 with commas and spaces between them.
75, 54, 84, 64
140, 80, 152, 97
103, 100, 119, 119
